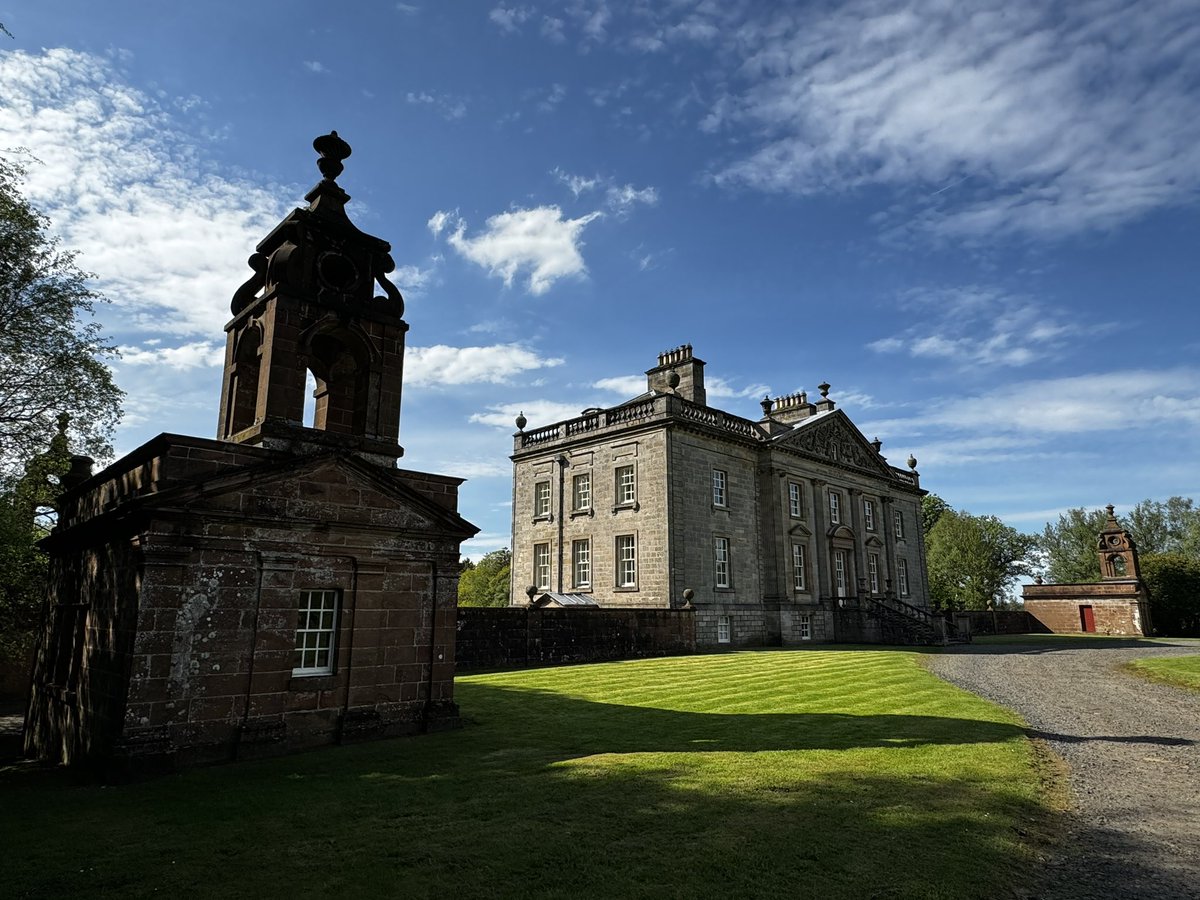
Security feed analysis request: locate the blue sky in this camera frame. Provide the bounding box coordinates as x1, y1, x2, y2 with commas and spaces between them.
2, 1, 1198, 559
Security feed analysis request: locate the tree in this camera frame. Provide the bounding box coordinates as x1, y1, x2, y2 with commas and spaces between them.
926, 509, 1038, 611
0, 156, 122, 480
1126, 497, 1200, 559
921, 493, 950, 536
1039, 506, 1109, 583
1140, 553, 1200, 637
457, 548, 512, 607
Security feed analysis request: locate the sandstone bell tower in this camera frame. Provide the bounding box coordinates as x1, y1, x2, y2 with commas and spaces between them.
217, 131, 409, 466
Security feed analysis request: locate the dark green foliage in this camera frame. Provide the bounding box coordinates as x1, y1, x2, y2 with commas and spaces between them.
1126, 497, 1200, 558
927, 509, 1038, 611
0, 156, 122, 480
1039, 507, 1109, 583
0, 496, 48, 668
921, 492, 950, 535
457, 548, 511, 607
1140, 553, 1200, 637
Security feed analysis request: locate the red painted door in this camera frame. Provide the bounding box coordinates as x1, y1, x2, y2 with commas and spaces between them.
1080, 605, 1096, 632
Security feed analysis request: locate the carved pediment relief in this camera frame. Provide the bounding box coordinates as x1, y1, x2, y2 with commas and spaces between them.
828, 523, 856, 541
788, 522, 813, 538
776, 412, 892, 477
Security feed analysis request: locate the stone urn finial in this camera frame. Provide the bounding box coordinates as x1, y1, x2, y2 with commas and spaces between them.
818, 381, 831, 399
515, 411, 527, 431
907, 454, 917, 470
760, 394, 773, 416
313, 130, 352, 181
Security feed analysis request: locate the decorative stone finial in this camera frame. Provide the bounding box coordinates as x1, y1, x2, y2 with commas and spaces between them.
1105, 503, 1116, 519
525, 584, 537, 601
515, 411, 527, 431
667, 370, 681, 391
907, 454, 917, 470
313, 130, 352, 181
818, 381, 831, 399
871, 437, 882, 453
760, 394, 773, 416
682, 587, 695, 609
1035, 575, 1044, 584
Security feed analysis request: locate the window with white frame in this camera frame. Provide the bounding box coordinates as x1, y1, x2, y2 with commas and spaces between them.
714, 536, 731, 587
894, 510, 905, 540
788, 481, 803, 518
712, 469, 727, 507
799, 614, 811, 641
869, 553, 880, 593
898, 559, 910, 597
573, 538, 591, 588
615, 465, 636, 505
792, 543, 807, 591
864, 499, 876, 531
572, 472, 591, 512
717, 615, 731, 644
828, 490, 841, 524
616, 534, 637, 587
293, 590, 339, 675
534, 542, 551, 590
834, 549, 848, 596
534, 481, 551, 518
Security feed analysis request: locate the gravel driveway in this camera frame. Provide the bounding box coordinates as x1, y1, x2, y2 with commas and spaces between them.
927, 639, 1200, 900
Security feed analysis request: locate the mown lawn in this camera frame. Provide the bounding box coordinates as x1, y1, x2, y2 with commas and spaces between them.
0, 650, 1056, 899
1125, 655, 1200, 692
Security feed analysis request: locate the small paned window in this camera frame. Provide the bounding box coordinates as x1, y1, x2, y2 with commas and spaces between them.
714, 536, 731, 588
717, 615, 731, 644
894, 510, 905, 540
616, 534, 637, 587
712, 469, 727, 507
869, 553, 880, 593
792, 544, 807, 591
572, 472, 591, 511
788, 482, 803, 518
829, 491, 841, 524
534, 481, 551, 517
898, 559, 910, 597
573, 539, 591, 588
616, 465, 637, 506
294, 590, 339, 676
534, 542, 551, 590
864, 499, 876, 531
799, 614, 811, 641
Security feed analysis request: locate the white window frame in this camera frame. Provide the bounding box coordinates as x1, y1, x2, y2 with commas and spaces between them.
834, 550, 848, 597
869, 553, 880, 594
864, 499, 876, 531
534, 542, 551, 590
717, 615, 731, 644
894, 510, 905, 540
573, 538, 591, 588
293, 589, 339, 676
615, 465, 637, 506
792, 543, 807, 591
799, 614, 811, 641
616, 534, 637, 587
898, 559, 910, 597
572, 472, 591, 512
534, 480, 551, 518
714, 536, 731, 588
828, 491, 841, 524
712, 469, 727, 507
788, 481, 803, 518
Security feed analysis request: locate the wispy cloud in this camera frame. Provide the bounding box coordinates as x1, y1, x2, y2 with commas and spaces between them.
406, 344, 564, 386
868, 286, 1114, 369
593, 375, 645, 395
470, 400, 589, 430
406, 90, 467, 120
605, 183, 658, 217
489, 5, 533, 34
431, 206, 603, 295
118, 341, 225, 370
303, 60, 329, 74
707, 0, 1200, 239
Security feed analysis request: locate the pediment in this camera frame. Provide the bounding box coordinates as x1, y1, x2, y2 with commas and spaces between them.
828, 523, 856, 541
148, 452, 476, 537
773, 411, 893, 478
788, 522, 813, 538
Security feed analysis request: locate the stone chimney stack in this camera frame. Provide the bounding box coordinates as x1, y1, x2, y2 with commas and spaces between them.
769, 391, 818, 426
646, 343, 707, 406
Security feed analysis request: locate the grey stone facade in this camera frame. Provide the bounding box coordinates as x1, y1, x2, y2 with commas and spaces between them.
510, 345, 931, 647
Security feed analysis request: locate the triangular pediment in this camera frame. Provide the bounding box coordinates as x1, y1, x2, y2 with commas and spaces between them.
144, 451, 476, 537
772, 410, 893, 478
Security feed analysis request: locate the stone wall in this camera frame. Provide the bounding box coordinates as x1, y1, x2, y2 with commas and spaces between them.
1022, 580, 1149, 636
456, 606, 695, 670
959, 609, 1045, 635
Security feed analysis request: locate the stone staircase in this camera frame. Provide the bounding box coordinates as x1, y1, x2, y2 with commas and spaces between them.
862, 594, 964, 645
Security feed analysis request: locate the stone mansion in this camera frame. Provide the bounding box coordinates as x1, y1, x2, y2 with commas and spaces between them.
510, 346, 932, 647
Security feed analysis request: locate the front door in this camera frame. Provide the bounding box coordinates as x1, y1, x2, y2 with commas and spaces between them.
1080, 605, 1096, 633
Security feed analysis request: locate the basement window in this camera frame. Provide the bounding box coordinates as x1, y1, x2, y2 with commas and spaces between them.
717, 615, 731, 644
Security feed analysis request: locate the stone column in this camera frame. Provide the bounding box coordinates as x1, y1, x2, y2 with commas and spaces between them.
809, 478, 829, 598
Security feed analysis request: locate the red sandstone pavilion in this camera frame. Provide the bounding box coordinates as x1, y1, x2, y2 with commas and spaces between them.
24, 133, 478, 773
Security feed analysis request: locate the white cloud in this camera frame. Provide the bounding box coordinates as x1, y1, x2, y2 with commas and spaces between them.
541, 16, 566, 43
593, 375, 646, 395
435, 206, 603, 295
538, 83, 567, 113
0, 49, 294, 337
605, 183, 658, 216
470, 399, 590, 430
489, 5, 533, 33
405, 344, 564, 386
427, 209, 454, 237
554, 168, 600, 197
303, 60, 329, 74
868, 286, 1114, 369
395, 3, 420, 13
117, 341, 225, 370
405, 90, 467, 120
709, 0, 1200, 238
706, 377, 770, 400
